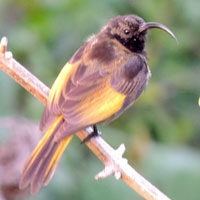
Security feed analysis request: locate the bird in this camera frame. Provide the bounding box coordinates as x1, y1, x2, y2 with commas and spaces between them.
19, 14, 176, 194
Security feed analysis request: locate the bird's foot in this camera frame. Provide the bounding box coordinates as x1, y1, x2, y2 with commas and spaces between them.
82, 125, 101, 143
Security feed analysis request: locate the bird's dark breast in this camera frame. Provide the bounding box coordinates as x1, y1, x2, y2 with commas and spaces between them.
124, 55, 145, 79
110, 55, 149, 95
108, 54, 150, 122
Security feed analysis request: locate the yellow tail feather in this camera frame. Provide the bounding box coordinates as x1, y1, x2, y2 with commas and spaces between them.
43, 137, 72, 186
19, 116, 73, 194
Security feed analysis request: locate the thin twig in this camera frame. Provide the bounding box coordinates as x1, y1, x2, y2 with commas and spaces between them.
0, 37, 171, 200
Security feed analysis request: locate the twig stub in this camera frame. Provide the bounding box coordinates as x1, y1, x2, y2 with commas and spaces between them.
0, 37, 8, 55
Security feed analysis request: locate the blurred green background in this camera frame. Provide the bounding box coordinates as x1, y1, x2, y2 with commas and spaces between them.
0, 0, 200, 199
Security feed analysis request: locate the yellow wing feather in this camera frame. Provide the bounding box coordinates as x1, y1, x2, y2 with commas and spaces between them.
49, 63, 78, 103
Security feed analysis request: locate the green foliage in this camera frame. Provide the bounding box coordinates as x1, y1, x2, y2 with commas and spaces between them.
0, 0, 200, 199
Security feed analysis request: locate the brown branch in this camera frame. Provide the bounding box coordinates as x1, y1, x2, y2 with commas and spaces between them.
0, 37, 171, 200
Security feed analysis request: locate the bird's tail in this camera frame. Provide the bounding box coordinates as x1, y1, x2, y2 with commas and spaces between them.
19, 115, 73, 194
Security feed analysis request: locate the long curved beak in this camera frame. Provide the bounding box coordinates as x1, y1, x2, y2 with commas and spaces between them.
139, 22, 178, 43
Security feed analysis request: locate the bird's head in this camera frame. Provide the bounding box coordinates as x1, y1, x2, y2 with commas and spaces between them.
102, 15, 177, 53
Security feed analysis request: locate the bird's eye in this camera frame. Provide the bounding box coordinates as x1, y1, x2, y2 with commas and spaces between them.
124, 29, 130, 35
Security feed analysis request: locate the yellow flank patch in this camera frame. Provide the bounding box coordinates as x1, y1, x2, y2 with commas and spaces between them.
78, 80, 126, 124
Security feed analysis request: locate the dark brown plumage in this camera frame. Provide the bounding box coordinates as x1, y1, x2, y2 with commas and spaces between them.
19, 14, 176, 194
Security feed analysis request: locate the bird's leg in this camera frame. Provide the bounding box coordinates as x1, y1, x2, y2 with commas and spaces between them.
82, 125, 101, 143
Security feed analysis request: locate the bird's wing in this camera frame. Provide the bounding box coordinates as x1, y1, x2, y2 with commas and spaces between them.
40, 54, 149, 140
40, 59, 126, 134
